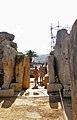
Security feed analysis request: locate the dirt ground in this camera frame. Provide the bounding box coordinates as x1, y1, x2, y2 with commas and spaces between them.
0, 96, 64, 120
0, 79, 72, 120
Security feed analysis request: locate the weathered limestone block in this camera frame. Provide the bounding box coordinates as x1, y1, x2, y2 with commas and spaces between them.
10, 41, 17, 50
54, 29, 71, 86
23, 56, 30, 89
0, 35, 5, 87
63, 85, 71, 97
0, 32, 17, 89
15, 55, 30, 89
49, 92, 60, 103
68, 19, 77, 120
2, 43, 17, 89
10, 83, 22, 92
47, 83, 62, 92
0, 89, 14, 97
15, 55, 25, 84
0, 32, 15, 41
48, 55, 55, 83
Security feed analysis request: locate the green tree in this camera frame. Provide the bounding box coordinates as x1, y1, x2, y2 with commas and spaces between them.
25, 50, 38, 63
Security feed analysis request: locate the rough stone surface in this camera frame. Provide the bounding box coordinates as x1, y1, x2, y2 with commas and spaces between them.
0, 89, 14, 97
15, 55, 25, 84
0, 32, 17, 89
68, 19, 77, 120
47, 83, 62, 92
2, 40, 17, 89
15, 55, 30, 89
48, 55, 55, 83
10, 83, 22, 92
23, 56, 30, 89
54, 29, 71, 86
63, 85, 71, 98
0, 32, 15, 41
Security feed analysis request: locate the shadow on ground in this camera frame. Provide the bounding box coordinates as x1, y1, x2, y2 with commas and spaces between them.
0, 95, 18, 108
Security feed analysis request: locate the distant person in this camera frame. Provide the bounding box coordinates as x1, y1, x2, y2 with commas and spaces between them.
39, 64, 45, 83
33, 66, 39, 87
44, 66, 47, 74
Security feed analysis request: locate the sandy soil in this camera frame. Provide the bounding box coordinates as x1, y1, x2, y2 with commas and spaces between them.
0, 80, 72, 120
0, 96, 64, 120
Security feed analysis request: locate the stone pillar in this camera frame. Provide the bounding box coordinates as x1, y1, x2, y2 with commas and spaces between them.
23, 56, 30, 89
48, 54, 55, 83
15, 55, 24, 84
47, 54, 56, 93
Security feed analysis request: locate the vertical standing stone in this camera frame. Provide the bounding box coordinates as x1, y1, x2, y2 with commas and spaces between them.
54, 29, 71, 86
48, 54, 55, 83
15, 55, 24, 84
0, 32, 17, 89
0, 35, 6, 87
47, 54, 56, 93
2, 42, 17, 89
23, 56, 30, 89
15, 55, 30, 89
69, 19, 77, 120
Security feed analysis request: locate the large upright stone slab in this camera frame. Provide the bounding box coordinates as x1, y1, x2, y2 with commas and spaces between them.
15, 55, 30, 89
54, 29, 71, 86
69, 19, 77, 120
0, 32, 17, 89
2, 44, 17, 89
47, 54, 55, 93
48, 55, 55, 83
23, 56, 30, 89
15, 54, 25, 84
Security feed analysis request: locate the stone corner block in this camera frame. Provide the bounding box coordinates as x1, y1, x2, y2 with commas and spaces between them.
10, 83, 22, 92
0, 89, 14, 97
47, 83, 62, 92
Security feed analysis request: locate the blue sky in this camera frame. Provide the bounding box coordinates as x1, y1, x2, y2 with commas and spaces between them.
0, 0, 77, 54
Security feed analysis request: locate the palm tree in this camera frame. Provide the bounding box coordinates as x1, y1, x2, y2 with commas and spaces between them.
25, 50, 38, 63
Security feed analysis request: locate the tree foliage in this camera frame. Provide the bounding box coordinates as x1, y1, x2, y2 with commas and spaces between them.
25, 50, 38, 63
